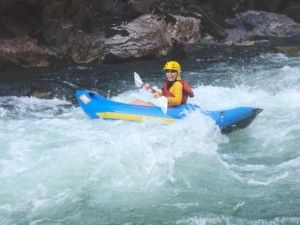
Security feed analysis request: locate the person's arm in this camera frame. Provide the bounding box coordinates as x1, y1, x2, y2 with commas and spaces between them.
144, 83, 162, 96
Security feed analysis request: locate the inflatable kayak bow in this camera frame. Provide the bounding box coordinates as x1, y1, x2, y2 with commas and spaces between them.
76, 90, 262, 133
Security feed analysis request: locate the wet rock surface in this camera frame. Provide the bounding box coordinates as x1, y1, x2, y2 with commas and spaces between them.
0, 0, 300, 69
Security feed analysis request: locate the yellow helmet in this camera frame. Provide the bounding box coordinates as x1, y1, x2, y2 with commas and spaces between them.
163, 61, 181, 72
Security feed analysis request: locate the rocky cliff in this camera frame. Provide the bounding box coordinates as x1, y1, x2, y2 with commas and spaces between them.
1, 0, 300, 68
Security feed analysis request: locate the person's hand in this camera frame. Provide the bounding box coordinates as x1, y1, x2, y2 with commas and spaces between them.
143, 83, 151, 90
153, 92, 160, 98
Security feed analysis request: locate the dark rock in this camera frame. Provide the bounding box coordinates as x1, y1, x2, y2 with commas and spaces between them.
282, 2, 300, 23
0, 35, 58, 67
61, 31, 105, 63
183, 5, 227, 39
274, 45, 300, 56
0, 22, 16, 39
184, 38, 273, 61
104, 14, 201, 61
123, 0, 156, 18
0, 0, 300, 69
226, 10, 300, 46
0, 0, 18, 13
255, 0, 283, 12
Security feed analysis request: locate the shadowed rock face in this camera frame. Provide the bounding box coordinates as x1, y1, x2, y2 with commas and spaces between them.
0, 0, 299, 68
0, 36, 57, 67
104, 14, 201, 63
228, 10, 300, 44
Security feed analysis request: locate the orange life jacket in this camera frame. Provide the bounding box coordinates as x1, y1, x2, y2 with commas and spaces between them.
162, 80, 194, 107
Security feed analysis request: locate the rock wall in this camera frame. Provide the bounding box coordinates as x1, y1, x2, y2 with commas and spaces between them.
0, 0, 300, 68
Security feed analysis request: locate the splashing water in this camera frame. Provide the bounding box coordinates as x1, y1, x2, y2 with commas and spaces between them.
0, 54, 300, 224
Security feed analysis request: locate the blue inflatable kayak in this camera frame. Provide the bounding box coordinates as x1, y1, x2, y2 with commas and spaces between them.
76, 90, 262, 133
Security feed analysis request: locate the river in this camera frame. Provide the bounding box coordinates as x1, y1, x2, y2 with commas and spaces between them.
0, 53, 300, 224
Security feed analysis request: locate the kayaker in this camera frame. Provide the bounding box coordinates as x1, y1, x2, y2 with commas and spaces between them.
130, 61, 194, 107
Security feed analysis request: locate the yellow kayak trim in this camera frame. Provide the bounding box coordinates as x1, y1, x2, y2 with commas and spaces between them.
96, 112, 175, 123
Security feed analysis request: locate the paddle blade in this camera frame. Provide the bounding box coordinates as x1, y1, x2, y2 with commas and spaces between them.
134, 72, 143, 87
158, 96, 168, 114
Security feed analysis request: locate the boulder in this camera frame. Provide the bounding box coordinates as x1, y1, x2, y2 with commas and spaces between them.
184, 38, 273, 61
282, 2, 300, 23
0, 35, 57, 67
1, 0, 300, 69
104, 14, 201, 62
225, 10, 300, 46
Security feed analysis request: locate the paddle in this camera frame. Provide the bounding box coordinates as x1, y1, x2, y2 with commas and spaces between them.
134, 72, 168, 114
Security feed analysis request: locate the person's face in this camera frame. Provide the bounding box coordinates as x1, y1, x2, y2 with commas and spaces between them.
165, 70, 178, 81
